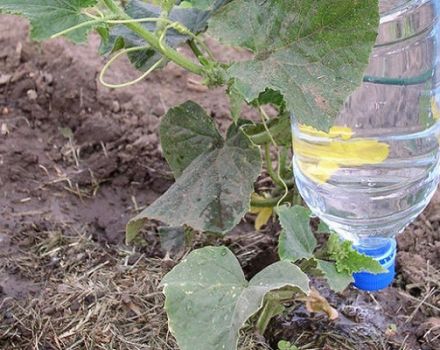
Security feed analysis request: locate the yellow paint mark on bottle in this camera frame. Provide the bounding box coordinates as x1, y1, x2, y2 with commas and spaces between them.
294, 125, 389, 184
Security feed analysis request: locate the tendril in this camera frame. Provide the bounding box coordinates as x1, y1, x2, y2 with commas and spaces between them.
51, 18, 105, 39
259, 106, 290, 208
100, 46, 166, 89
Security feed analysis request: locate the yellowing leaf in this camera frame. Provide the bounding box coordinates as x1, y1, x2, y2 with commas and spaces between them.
250, 193, 273, 231
293, 125, 389, 184
305, 287, 338, 320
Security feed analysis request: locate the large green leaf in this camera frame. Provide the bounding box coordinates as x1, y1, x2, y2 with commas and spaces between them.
161, 246, 309, 350
160, 101, 223, 178
0, 0, 97, 43
277, 205, 317, 262
315, 259, 353, 293
208, 0, 379, 130
126, 102, 261, 240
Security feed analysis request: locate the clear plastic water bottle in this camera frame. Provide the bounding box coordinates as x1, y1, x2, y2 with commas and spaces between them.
292, 0, 440, 291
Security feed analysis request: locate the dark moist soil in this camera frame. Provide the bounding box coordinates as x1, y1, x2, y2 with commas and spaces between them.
1, 15, 439, 350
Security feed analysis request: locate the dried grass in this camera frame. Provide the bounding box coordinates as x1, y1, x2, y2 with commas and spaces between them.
0, 230, 273, 350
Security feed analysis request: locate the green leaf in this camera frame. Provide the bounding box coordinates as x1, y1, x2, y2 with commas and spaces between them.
100, 0, 225, 71
161, 246, 309, 350
208, 0, 379, 130
160, 101, 223, 178
228, 85, 245, 123
277, 205, 317, 262
315, 259, 353, 293
126, 102, 261, 240
326, 234, 385, 274
278, 340, 299, 350
183, 0, 230, 10
241, 112, 291, 146
251, 89, 286, 111
0, 0, 98, 43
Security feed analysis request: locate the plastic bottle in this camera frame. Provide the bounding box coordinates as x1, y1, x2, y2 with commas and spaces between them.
292, 0, 440, 291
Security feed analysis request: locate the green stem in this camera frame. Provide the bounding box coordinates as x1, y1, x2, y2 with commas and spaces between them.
264, 144, 285, 188
248, 120, 289, 145
188, 39, 205, 61
250, 191, 293, 208
102, 0, 205, 75
278, 146, 291, 180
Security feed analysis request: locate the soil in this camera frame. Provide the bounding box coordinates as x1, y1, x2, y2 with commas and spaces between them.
1, 15, 439, 350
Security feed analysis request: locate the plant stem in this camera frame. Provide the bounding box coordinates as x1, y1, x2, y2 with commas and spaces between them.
264, 144, 285, 188
250, 191, 293, 208
278, 146, 291, 180
188, 39, 206, 62
248, 120, 289, 145
102, 0, 205, 76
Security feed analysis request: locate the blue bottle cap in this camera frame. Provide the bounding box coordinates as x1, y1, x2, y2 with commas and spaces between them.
352, 238, 397, 291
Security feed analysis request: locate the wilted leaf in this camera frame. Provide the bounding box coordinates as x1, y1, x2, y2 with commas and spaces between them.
277, 205, 317, 262
0, 0, 97, 42
161, 246, 309, 350
209, 0, 380, 130
249, 193, 273, 231
126, 102, 261, 240
305, 287, 338, 320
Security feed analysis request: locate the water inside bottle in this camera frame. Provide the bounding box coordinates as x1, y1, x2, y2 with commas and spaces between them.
292, 0, 440, 245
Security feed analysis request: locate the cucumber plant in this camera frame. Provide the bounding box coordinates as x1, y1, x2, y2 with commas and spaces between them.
0, 1, 383, 349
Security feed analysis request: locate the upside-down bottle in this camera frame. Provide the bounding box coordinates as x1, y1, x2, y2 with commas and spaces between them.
292, 0, 440, 291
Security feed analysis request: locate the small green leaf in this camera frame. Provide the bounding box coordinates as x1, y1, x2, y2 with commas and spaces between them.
161, 246, 309, 350
0, 0, 98, 43
160, 101, 223, 178
209, 0, 380, 130
251, 89, 286, 111
326, 234, 386, 274
278, 340, 299, 350
277, 205, 317, 262
126, 102, 261, 240
315, 259, 353, 293
241, 113, 292, 146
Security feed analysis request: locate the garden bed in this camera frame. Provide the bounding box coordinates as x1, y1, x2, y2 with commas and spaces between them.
0, 16, 439, 350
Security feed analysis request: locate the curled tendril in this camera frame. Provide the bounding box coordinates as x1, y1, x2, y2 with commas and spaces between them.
99, 46, 166, 89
